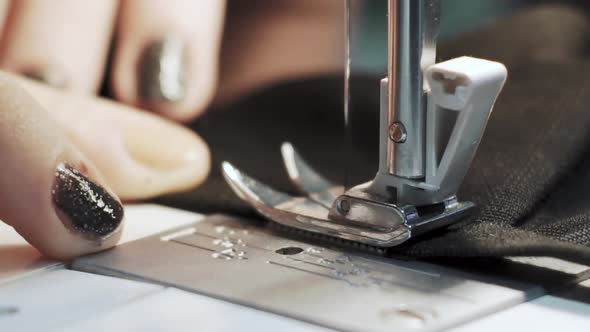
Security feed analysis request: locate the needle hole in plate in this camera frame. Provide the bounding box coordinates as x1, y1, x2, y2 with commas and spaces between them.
275, 247, 304, 255
0, 306, 19, 316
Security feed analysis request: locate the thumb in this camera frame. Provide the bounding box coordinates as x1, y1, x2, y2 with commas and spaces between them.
0, 73, 123, 260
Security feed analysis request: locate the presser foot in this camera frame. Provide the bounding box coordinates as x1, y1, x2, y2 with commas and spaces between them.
222, 143, 476, 248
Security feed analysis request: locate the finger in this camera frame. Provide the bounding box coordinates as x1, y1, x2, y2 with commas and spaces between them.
0, 73, 123, 260
0, 0, 118, 92
112, 0, 226, 122
15, 74, 210, 200
0, 1, 10, 29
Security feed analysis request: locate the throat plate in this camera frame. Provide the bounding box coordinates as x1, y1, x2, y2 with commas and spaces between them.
73, 215, 537, 332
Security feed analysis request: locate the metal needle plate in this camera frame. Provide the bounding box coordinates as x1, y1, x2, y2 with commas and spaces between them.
73, 215, 539, 332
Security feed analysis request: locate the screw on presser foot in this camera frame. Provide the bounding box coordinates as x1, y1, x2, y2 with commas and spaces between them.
222, 0, 507, 248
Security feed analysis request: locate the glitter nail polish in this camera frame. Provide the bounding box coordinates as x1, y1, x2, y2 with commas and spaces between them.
137, 37, 188, 103
52, 163, 124, 241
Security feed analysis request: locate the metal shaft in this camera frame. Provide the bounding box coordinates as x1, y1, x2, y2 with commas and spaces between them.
387, 0, 439, 178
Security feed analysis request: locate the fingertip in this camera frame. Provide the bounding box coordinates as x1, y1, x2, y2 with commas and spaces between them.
0, 75, 124, 260
111, 0, 225, 122
0, 0, 118, 94
25, 153, 125, 260
118, 113, 211, 199
113, 36, 218, 122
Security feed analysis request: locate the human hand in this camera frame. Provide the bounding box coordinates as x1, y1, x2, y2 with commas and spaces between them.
0, 73, 209, 259
0, 0, 344, 260
0, 0, 345, 120
0, 0, 225, 122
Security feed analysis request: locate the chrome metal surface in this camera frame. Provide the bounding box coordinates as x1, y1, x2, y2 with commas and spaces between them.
344, 0, 353, 190
223, 158, 475, 248
73, 214, 537, 332
329, 193, 476, 238
388, 122, 407, 143
281, 143, 342, 209
222, 162, 412, 247
386, 0, 440, 178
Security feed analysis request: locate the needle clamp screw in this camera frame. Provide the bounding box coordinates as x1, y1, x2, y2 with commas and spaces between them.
389, 122, 407, 143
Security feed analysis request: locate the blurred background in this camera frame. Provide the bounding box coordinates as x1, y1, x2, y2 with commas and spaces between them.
353, 0, 524, 73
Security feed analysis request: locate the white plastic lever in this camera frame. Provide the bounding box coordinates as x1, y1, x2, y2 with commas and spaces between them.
425, 56, 507, 199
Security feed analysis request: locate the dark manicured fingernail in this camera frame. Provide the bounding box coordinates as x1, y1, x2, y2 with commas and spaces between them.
21, 68, 68, 89
137, 37, 188, 103
52, 163, 124, 241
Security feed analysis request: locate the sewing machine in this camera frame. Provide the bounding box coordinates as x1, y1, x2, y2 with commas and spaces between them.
2, 1, 590, 331
222, 0, 506, 249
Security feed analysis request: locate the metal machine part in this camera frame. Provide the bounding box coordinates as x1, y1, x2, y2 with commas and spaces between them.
222, 0, 507, 247
386, 0, 439, 178
73, 215, 538, 332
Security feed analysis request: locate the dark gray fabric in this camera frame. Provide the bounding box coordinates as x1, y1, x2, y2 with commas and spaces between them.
156, 5, 590, 265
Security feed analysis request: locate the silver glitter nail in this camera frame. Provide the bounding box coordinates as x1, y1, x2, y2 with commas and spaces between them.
138, 37, 188, 103
52, 163, 124, 242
